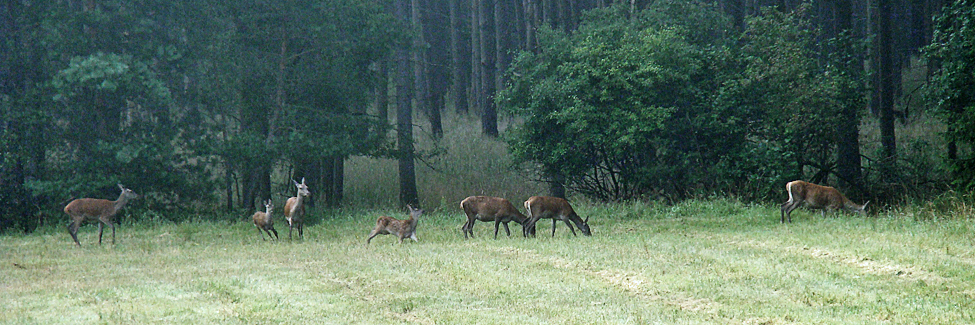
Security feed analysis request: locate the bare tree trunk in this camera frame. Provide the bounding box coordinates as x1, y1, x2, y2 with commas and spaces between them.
835, 0, 863, 192
449, 0, 470, 114
524, 0, 537, 51
470, 0, 482, 116
396, 0, 419, 207
374, 59, 389, 122
877, 0, 897, 172
424, 0, 448, 138
479, 0, 498, 137
412, 0, 433, 137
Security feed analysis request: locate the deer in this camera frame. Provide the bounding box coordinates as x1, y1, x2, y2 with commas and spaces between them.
780, 180, 869, 223
460, 196, 529, 239
63, 184, 139, 247
252, 199, 279, 241
522, 196, 591, 237
367, 204, 423, 244
284, 177, 310, 240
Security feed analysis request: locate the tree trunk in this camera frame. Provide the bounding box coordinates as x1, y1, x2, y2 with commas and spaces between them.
479, 0, 498, 137
412, 0, 433, 137
449, 0, 470, 114
834, 0, 863, 191
225, 165, 234, 211
423, 0, 448, 138
470, 0, 482, 116
524, 0, 538, 51
374, 59, 389, 122
877, 0, 897, 171
396, 0, 419, 207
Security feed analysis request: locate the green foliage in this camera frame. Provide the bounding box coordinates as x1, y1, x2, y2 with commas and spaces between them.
501, 2, 732, 201
716, 5, 868, 198
43, 51, 208, 213
503, 3, 869, 202
925, 0, 975, 190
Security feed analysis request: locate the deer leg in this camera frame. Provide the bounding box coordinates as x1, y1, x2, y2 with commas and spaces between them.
298, 223, 303, 239
502, 222, 511, 237
97, 222, 104, 245
494, 220, 502, 239
551, 218, 558, 237
108, 221, 116, 244
782, 201, 800, 223
521, 218, 535, 237
780, 201, 789, 223
562, 219, 578, 236
366, 228, 381, 244
270, 227, 279, 240
462, 217, 475, 239
68, 220, 82, 247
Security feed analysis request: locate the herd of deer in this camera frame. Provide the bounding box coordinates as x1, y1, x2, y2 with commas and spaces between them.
62, 179, 867, 246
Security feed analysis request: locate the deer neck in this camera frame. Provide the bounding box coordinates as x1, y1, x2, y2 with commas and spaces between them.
114, 194, 132, 212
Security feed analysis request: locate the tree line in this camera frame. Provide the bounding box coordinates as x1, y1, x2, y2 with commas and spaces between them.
1, 0, 973, 233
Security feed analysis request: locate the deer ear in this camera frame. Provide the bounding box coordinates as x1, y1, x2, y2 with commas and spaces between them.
862, 201, 870, 209
584, 216, 590, 224
301, 177, 306, 185
118, 183, 125, 190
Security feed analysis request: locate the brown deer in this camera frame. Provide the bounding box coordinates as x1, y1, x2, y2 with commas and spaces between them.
367, 204, 423, 244
284, 178, 310, 240
252, 199, 279, 241
522, 196, 591, 237
63, 184, 139, 247
460, 196, 529, 239
780, 180, 868, 223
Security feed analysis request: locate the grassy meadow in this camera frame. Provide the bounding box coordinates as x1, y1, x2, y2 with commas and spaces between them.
3, 200, 975, 324
4, 113, 975, 324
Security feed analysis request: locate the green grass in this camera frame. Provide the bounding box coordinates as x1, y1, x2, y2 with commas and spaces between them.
3, 199, 974, 324
344, 112, 546, 211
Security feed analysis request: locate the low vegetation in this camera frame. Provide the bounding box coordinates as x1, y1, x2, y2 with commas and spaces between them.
3, 199, 973, 324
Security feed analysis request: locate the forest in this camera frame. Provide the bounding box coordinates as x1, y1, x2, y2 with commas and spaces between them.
1, 0, 974, 232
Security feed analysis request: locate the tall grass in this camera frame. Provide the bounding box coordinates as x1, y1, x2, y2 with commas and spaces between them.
344, 112, 546, 211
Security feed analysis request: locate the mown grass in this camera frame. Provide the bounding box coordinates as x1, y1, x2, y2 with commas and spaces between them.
3, 200, 974, 324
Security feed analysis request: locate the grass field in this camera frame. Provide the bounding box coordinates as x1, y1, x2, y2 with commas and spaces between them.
3, 199, 974, 324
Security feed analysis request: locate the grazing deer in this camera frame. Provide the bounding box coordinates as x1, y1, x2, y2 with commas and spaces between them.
63, 184, 139, 247
522, 196, 591, 237
460, 196, 529, 239
252, 199, 279, 241
780, 180, 868, 223
367, 204, 423, 244
284, 177, 310, 240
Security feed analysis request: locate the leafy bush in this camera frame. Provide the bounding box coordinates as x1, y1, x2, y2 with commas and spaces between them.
925, 0, 975, 191
503, 3, 869, 202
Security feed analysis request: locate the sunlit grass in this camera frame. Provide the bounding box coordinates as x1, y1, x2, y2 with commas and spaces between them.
3, 200, 974, 324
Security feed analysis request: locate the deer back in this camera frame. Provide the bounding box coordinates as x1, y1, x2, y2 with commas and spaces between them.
461, 196, 528, 224
525, 196, 592, 236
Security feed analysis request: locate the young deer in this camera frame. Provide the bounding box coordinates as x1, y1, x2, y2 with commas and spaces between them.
367, 204, 423, 244
523, 196, 591, 237
63, 184, 139, 247
252, 199, 279, 241
780, 180, 868, 223
284, 178, 310, 240
460, 196, 528, 239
